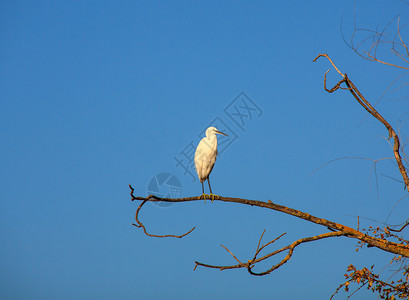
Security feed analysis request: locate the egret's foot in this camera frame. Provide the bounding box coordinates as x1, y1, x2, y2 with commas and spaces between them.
209, 193, 220, 202
199, 193, 210, 203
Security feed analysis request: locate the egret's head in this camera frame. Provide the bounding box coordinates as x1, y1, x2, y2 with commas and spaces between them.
206, 126, 228, 137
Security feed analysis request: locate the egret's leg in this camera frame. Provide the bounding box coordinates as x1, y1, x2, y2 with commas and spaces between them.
199, 182, 209, 202
207, 176, 220, 202
207, 177, 213, 194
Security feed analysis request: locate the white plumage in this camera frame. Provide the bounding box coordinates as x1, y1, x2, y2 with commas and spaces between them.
194, 126, 227, 201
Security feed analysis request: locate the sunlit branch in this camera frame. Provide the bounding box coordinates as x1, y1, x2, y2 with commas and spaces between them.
130, 185, 409, 258
314, 53, 409, 191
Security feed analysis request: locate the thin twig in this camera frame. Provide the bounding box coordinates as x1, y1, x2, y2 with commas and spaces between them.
220, 244, 243, 264
313, 54, 345, 77
390, 220, 409, 232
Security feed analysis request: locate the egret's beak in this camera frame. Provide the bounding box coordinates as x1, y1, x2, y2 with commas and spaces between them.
216, 130, 228, 136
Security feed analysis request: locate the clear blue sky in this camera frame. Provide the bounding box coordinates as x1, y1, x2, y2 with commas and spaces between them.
1, 1, 408, 299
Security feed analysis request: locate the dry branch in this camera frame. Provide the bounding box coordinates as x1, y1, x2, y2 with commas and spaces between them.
342, 15, 409, 70
313, 53, 409, 191
129, 53, 409, 278
130, 186, 195, 238
130, 186, 409, 258
390, 220, 409, 233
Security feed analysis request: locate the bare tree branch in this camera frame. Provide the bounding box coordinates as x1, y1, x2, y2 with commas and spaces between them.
129, 53, 409, 284
390, 220, 409, 233
220, 244, 243, 265
130, 185, 195, 238
193, 232, 341, 275
314, 53, 345, 77
130, 186, 409, 258
342, 15, 409, 70
314, 53, 409, 191
246, 231, 344, 276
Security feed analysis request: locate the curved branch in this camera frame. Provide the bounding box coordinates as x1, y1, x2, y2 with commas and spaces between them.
130, 186, 195, 238
130, 186, 409, 257
314, 53, 409, 191
389, 220, 409, 233
342, 15, 409, 70
130, 53, 409, 279
193, 232, 343, 275
247, 231, 344, 276
313, 53, 345, 77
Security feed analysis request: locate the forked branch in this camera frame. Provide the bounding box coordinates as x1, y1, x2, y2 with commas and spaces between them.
129, 54, 409, 277
130, 186, 409, 258
193, 231, 343, 276
314, 53, 409, 191
342, 15, 409, 70
130, 185, 195, 238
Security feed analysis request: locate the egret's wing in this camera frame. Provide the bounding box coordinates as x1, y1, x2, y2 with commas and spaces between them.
194, 138, 217, 182
194, 139, 206, 182
195, 159, 205, 182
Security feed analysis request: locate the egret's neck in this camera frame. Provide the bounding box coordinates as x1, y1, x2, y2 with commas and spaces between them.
206, 134, 218, 150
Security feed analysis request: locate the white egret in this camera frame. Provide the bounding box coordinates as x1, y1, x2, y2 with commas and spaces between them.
194, 126, 228, 202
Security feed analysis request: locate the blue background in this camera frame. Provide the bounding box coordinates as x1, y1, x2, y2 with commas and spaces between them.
1, 1, 408, 299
